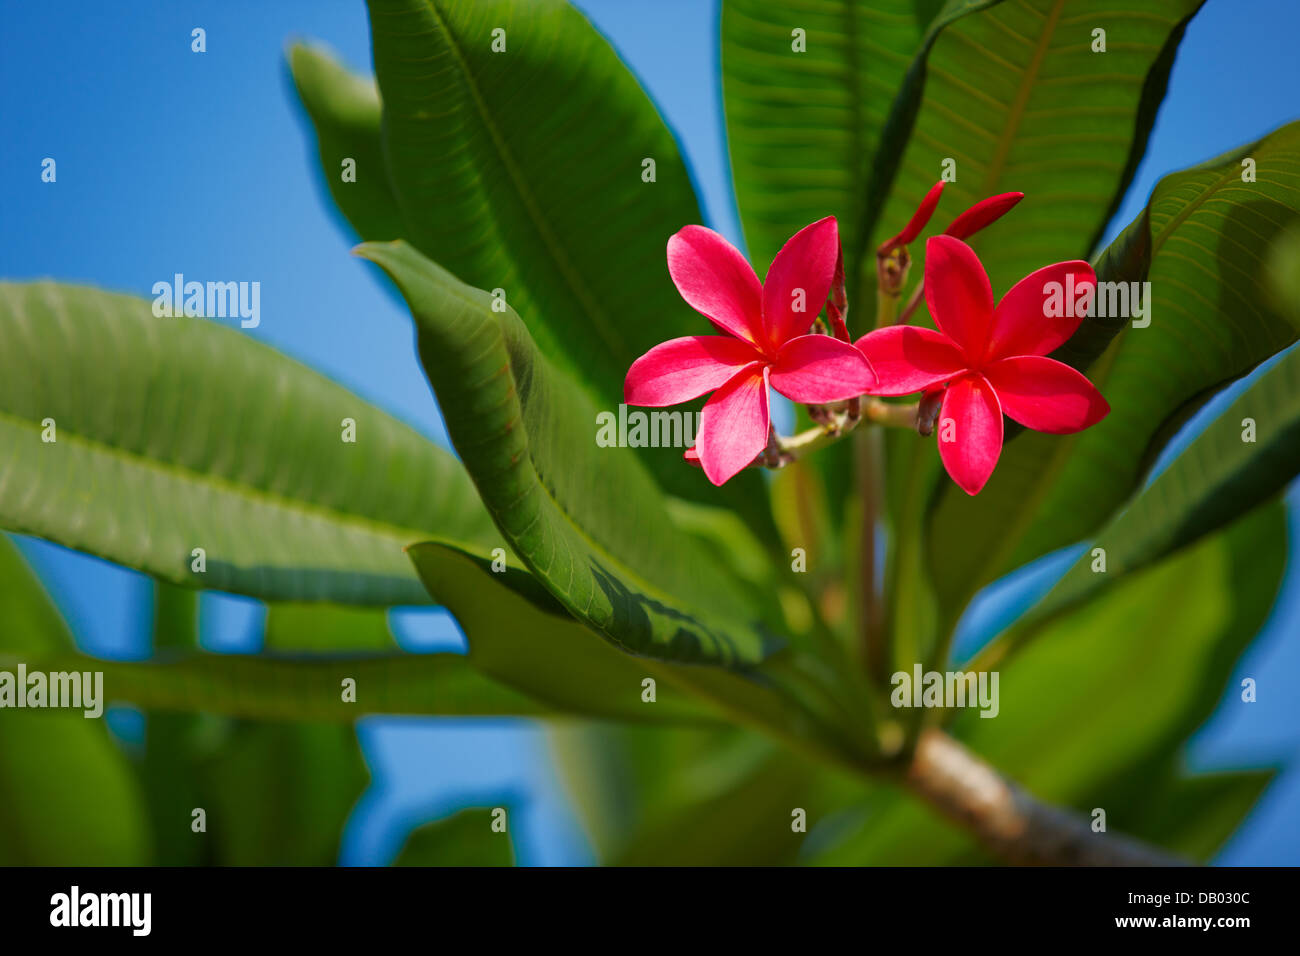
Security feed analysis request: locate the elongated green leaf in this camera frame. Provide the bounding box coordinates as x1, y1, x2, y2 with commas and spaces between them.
394, 809, 515, 866
1006, 345, 1300, 638
814, 502, 1285, 863
411, 542, 730, 723
927, 121, 1300, 615
0, 537, 151, 865
721, 0, 994, 275
289, 43, 405, 243
863, 0, 1202, 296
9, 650, 552, 722
409, 540, 864, 762
0, 281, 503, 604
355, 0, 776, 530
359, 241, 778, 666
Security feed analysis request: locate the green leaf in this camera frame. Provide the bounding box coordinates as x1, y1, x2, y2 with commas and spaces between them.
288, 42, 406, 243
926, 120, 1300, 617
409, 542, 729, 723
813, 501, 1285, 863
359, 241, 778, 667
721, 0, 992, 275
0, 536, 152, 864
409, 541, 865, 766
202, 718, 368, 866
264, 602, 396, 655
393, 809, 515, 866
863, 0, 1203, 296
999, 344, 1300, 643
11, 649, 554, 722
356, 0, 776, 530
0, 281, 503, 605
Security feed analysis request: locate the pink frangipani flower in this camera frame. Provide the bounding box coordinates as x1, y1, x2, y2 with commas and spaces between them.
856, 235, 1110, 496
625, 217, 877, 486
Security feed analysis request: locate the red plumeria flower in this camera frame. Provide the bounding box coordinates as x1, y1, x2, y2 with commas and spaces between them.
878, 180, 1024, 255
856, 235, 1110, 496
625, 217, 877, 486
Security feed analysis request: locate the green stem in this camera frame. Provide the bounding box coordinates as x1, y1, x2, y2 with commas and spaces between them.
771, 400, 918, 466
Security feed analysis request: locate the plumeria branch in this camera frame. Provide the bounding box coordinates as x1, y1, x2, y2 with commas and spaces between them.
752, 399, 920, 469
905, 729, 1188, 866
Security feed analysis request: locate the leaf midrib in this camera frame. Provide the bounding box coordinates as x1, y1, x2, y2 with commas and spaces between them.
979, 0, 1065, 193
0, 408, 484, 560
413, 0, 626, 362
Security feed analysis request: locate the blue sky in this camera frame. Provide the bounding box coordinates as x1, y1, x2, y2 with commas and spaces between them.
1, 0, 1297, 864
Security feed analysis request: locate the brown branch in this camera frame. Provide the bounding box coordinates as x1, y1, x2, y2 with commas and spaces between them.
904, 729, 1188, 866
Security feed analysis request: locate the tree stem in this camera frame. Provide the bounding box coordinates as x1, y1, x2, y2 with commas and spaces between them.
856, 428, 886, 680
904, 729, 1188, 866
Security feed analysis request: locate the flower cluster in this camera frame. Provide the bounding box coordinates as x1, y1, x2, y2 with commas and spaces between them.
624, 184, 1109, 494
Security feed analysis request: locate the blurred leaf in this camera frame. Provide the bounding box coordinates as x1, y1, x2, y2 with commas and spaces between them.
926, 120, 1300, 618
1265, 221, 1300, 323
264, 602, 395, 655
812, 501, 1285, 863
0, 537, 151, 864
12, 649, 560, 721
201, 718, 368, 866
0, 281, 504, 605
358, 241, 778, 667
393, 809, 514, 866
289, 42, 406, 243
195, 604, 379, 865
612, 748, 842, 866
1115, 765, 1272, 862
354, 0, 776, 532
995, 343, 1300, 647
551, 724, 862, 865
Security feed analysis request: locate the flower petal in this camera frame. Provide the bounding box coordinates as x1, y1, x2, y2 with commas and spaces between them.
762, 216, 840, 346
986, 260, 1096, 360
880, 181, 946, 252
696, 364, 770, 486
770, 334, 877, 403
923, 235, 994, 361
983, 355, 1109, 434
667, 225, 765, 345
937, 374, 1003, 496
624, 335, 764, 406
943, 192, 1023, 241
854, 325, 968, 397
